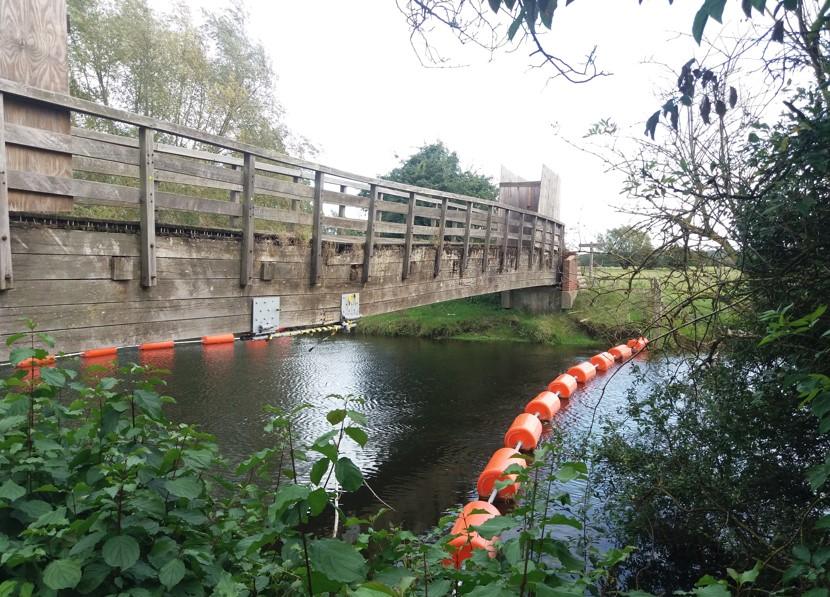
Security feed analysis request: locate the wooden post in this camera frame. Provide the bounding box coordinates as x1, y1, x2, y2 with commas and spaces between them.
540, 219, 548, 271
240, 152, 255, 287
310, 170, 324, 286
529, 215, 538, 269
433, 197, 448, 277
558, 223, 565, 281
291, 175, 300, 211
0, 93, 11, 290
482, 205, 492, 273
228, 163, 240, 228
138, 127, 156, 288
362, 184, 378, 283
402, 191, 415, 280
500, 207, 510, 273
516, 213, 524, 271
338, 184, 347, 218
460, 202, 472, 274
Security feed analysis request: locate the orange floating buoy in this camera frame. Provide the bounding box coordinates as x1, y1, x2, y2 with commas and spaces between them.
567, 361, 596, 384
16, 355, 56, 368
589, 353, 614, 372
547, 373, 578, 398
609, 344, 633, 361
477, 447, 526, 499
629, 337, 649, 352
201, 334, 235, 345
139, 340, 175, 351
445, 500, 501, 568
525, 390, 561, 421
83, 347, 117, 358
504, 413, 543, 450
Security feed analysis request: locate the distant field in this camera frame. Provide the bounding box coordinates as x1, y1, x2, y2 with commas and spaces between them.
571, 266, 737, 344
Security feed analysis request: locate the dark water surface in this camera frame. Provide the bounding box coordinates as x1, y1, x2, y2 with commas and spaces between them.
119, 334, 660, 533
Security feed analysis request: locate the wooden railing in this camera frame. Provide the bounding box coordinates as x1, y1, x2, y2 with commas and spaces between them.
0, 77, 565, 292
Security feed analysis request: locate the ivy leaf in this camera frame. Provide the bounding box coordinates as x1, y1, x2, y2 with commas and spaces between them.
345, 427, 368, 447
308, 538, 368, 583
159, 558, 186, 589
43, 558, 82, 590
164, 476, 203, 500
334, 457, 364, 492
102, 535, 140, 569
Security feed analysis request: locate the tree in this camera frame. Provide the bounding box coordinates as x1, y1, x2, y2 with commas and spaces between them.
598, 226, 654, 269
68, 0, 300, 153
382, 141, 498, 200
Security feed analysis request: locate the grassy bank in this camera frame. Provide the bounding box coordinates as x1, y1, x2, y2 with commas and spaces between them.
358, 295, 598, 346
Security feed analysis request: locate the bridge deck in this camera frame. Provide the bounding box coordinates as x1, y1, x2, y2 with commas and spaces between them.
0, 79, 564, 358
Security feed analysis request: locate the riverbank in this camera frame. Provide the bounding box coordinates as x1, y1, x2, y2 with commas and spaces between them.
357, 295, 599, 346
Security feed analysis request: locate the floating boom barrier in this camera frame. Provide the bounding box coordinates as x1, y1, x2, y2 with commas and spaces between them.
3, 321, 357, 369
445, 336, 649, 568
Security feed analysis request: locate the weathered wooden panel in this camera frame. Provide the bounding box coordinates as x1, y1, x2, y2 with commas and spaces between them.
1, 224, 557, 358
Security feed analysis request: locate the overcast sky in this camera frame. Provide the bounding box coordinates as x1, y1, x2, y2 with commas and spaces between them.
164, 0, 754, 244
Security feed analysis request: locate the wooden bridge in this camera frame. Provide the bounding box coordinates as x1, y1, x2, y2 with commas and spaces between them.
0, 1, 565, 359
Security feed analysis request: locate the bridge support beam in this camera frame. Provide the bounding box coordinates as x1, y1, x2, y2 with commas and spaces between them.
0, 93, 10, 290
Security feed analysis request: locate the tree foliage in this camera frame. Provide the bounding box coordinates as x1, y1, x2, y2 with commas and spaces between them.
68, 0, 301, 152
382, 141, 498, 200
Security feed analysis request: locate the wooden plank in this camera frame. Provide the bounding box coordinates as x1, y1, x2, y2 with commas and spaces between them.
482, 205, 492, 273
0, 93, 11, 289
460, 202, 472, 274
540, 219, 548, 271
229, 164, 240, 228
240, 153, 255, 286
402, 191, 415, 280
529, 215, 538, 268
433, 197, 448, 277
500, 208, 510, 273
516, 213, 525, 271
310, 170, 324, 285
138, 127, 156, 287
362, 184, 378, 283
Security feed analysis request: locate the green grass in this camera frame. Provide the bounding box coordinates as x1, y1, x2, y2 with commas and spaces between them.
358, 295, 598, 347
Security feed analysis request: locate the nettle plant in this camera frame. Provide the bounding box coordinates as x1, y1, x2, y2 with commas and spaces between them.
0, 329, 626, 596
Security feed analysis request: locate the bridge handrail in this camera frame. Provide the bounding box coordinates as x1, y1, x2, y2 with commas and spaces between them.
0, 78, 562, 223
0, 77, 565, 291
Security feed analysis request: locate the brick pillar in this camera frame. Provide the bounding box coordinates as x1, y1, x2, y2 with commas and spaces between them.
560, 252, 579, 309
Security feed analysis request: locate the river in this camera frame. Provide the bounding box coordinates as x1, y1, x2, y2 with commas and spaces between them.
119, 333, 660, 534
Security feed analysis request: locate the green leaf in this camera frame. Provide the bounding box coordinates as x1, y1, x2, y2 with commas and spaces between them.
556, 461, 588, 482
273, 484, 310, 511
40, 367, 66, 388
507, 11, 524, 40
346, 409, 368, 426
308, 487, 329, 516
43, 558, 82, 590
310, 458, 329, 485
334, 457, 364, 492
164, 476, 203, 499
5, 332, 27, 347
0, 479, 25, 502
308, 538, 368, 583
9, 347, 36, 366
488, 0, 501, 13
470, 515, 515, 539
159, 558, 186, 589
102, 535, 140, 570
345, 426, 369, 447
326, 408, 347, 425
133, 389, 162, 418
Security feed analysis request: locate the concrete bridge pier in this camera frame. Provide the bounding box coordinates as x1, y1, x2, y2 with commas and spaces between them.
500, 253, 578, 314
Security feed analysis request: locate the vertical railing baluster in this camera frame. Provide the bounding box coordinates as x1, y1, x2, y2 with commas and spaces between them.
311, 170, 325, 285
529, 215, 538, 269
402, 191, 415, 280
291, 175, 301, 211
338, 184, 347, 219
460, 202, 472, 274
0, 93, 11, 291
540, 219, 548, 271
240, 153, 255, 287
363, 184, 378, 283
229, 164, 240, 228
434, 197, 448, 277
516, 213, 525, 271
500, 207, 510, 273
482, 205, 493, 273
138, 127, 157, 288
